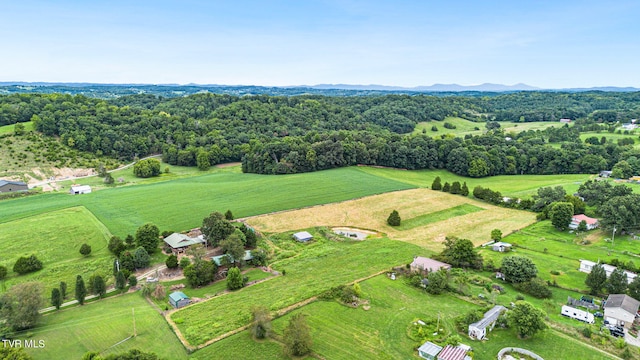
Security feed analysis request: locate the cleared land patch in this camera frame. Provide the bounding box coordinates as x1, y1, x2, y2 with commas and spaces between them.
398, 203, 484, 230
247, 188, 536, 251
0, 206, 112, 298
21, 293, 188, 360
170, 235, 423, 347
0, 167, 414, 238
413, 117, 563, 138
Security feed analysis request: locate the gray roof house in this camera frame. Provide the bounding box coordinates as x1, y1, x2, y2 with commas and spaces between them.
604, 294, 640, 329
163, 233, 206, 254
418, 341, 442, 360
468, 305, 507, 340
0, 180, 28, 193
169, 291, 190, 308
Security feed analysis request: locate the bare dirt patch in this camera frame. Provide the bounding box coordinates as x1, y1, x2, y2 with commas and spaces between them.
246, 189, 537, 252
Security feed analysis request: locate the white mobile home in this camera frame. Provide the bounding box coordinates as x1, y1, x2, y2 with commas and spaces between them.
70, 185, 92, 195
561, 305, 594, 324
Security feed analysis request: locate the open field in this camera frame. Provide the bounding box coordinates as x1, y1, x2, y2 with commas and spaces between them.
579, 131, 640, 148
0, 121, 34, 134
171, 234, 423, 346
0, 206, 112, 297
20, 293, 188, 360
0, 167, 415, 238
413, 117, 564, 137
190, 332, 288, 360
357, 166, 592, 198
247, 188, 536, 251
398, 203, 484, 230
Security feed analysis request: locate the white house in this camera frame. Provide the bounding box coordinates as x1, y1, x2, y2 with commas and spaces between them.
468, 305, 507, 340
569, 214, 598, 230
70, 185, 92, 195
604, 294, 640, 329
579, 260, 637, 284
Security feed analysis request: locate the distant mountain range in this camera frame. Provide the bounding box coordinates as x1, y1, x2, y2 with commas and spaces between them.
302, 83, 640, 92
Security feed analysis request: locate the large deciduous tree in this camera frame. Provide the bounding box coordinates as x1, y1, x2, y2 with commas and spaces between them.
501, 256, 537, 283
133, 158, 161, 178
606, 268, 628, 294
135, 223, 160, 254
221, 235, 245, 266
437, 237, 483, 269
532, 186, 566, 212
508, 301, 547, 339
585, 263, 607, 295
201, 212, 235, 247
0, 282, 44, 331
283, 313, 313, 357
599, 194, 640, 233
549, 202, 574, 230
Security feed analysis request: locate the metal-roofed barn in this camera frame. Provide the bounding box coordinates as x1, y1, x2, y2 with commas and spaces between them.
0, 180, 28, 193
468, 305, 507, 340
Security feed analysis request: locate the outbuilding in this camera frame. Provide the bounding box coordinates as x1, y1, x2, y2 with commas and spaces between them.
163, 233, 206, 254
293, 231, 313, 242
70, 185, 92, 195
169, 291, 190, 308
410, 256, 451, 275
491, 242, 512, 252
0, 180, 28, 193
437, 345, 469, 360
468, 305, 507, 340
417, 341, 442, 360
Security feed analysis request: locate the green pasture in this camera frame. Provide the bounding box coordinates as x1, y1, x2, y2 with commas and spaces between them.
398, 204, 484, 230
413, 117, 563, 137
0, 121, 34, 134
171, 234, 424, 346
0, 206, 113, 297
357, 166, 591, 198
190, 332, 288, 360
0, 167, 415, 238
579, 131, 640, 148
20, 293, 188, 360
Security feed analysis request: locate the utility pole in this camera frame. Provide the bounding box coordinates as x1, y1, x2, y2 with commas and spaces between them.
612, 226, 617, 249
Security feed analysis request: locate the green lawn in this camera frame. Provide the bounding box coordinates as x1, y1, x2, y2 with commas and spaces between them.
357, 166, 591, 198
0, 166, 415, 238
20, 293, 188, 360
413, 117, 563, 138
0, 206, 113, 298
579, 131, 640, 148
0, 121, 34, 134
398, 204, 484, 230
171, 234, 424, 346
190, 332, 288, 360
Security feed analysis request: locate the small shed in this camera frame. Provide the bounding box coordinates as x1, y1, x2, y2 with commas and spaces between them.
468, 305, 507, 340
70, 185, 92, 195
293, 231, 313, 242
169, 291, 190, 308
491, 242, 512, 252
0, 180, 28, 193
418, 341, 442, 360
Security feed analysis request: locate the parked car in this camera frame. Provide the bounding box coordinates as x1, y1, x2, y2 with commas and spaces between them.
594, 312, 603, 318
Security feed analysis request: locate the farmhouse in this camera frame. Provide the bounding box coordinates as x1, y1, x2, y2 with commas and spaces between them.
491, 242, 512, 252
169, 291, 190, 308
0, 180, 28, 193
163, 233, 206, 254
579, 259, 637, 284
417, 341, 442, 360
69, 185, 92, 195
410, 256, 451, 275
569, 214, 598, 230
604, 294, 640, 329
212, 250, 253, 267
468, 305, 507, 340
292, 231, 313, 242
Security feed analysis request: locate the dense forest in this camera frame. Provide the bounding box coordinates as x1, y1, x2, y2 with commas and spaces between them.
1, 91, 640, 177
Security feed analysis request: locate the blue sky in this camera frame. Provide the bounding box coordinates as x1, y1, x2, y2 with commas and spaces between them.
1, 0, 638, 88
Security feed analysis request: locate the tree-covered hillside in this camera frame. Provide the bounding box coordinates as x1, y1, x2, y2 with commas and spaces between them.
0, 91, 639, 177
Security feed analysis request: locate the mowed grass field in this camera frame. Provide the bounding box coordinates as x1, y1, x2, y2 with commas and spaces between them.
247, 188, 536, 251
21, 293, 188, 360
0, 121, 34, 134
413, 117, 564, 137
357, 166, 592, 198
579, 131, 639, 148
0, 167, 415, 238
0, 206, 112, 297
171, 234, 423, 347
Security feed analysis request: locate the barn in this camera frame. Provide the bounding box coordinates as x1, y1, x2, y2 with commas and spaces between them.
169, 291, 191, 308
0, 180, 28, 193
70, 185, 92, 195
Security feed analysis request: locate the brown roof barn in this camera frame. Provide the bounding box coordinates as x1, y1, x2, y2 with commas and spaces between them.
410, 256, 451, 274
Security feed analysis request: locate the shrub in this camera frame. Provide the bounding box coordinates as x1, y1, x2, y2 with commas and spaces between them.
166, 254, 179, 269
128, 275, 138, 287
582, 326, 592, 338
79, 243, 92, 256
513, 278, 552, 299
13, 255, 43, 274
387, 210, 401, 226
